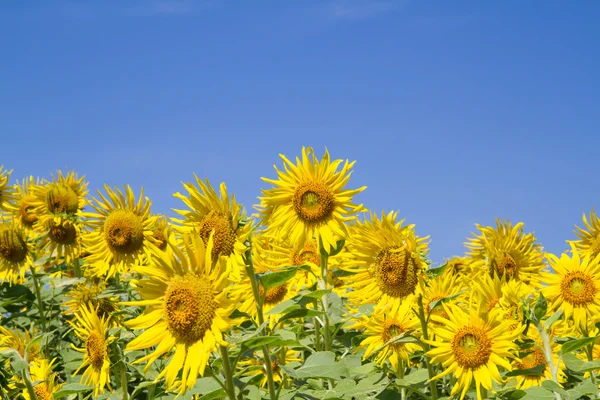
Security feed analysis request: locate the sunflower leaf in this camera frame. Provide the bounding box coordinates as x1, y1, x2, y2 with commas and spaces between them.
504, 363, 546, 377
54, 383, 95, 398
562, 352, 600, 372
259, 266, 302, 292
560, 336, 598, 355
533, 293, 547, 321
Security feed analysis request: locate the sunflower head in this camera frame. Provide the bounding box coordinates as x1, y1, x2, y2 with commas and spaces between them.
3, 177, 41, 233
64, 281, 120, 322
23, 358, 62, 400
258, 147, 366, 252
0, 166, 13, 211
32, 170, 88, 227
572, 208, 600, 260
0, 222, 32, 284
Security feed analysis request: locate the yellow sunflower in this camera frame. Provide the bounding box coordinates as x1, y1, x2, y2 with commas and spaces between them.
123, 232, 238, 394
63, 280, 120, 322
172, 177, 251, 282
0, 326, 41, 366
341, 211, 429, 308
426, 304, 519, 400
70, 305, 114, 396
258, 146, 366, 253
351, 300, 420, 372
466, 219, 545, 285
571, 208, 600, 259
150, 214, 172, 252
32, 170, 87, 226
23, 358, 63, 400
442, 256, 475, 282
421, 273, 465, 321
238, 350, 301, 387
0, 221, 34, 284
82, 185, 158, 278
38, 218, 82, 265
0, 166, 13, 211
5, 176, 41, 233
543, 244, 600, 328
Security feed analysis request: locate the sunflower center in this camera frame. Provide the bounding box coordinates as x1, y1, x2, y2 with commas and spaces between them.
293, 242, 320, 266
451, 326, 492, 369
152, 229, 168, 251
382, 321, 407, 350
0, 228, 28, 263
492, 253, 518, 279
86, 330, 106, 369
19, 195, 38, 226
164, 274, 217, 345
49, 221, 77, 245
34, 384, 52, 400
198, 211, 236, 257
292, 181, 335, 223
46, 185, 79, 215
517, 347, 546, 371
375, 247, 419, 299
260, 284, 289, 305
104, 210, 144, 254
561, 271, 596, 306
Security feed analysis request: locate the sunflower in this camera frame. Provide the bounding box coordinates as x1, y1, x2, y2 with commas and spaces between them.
466, 219, 545, 285
0, 326, 41, 366
0, 166, 13, 211
238, 350, 301, 387
82, 185, 158, 278
571, 208, 600, 259
38, 218, 82, 265
70, 305, 114, 396
341, 211, 429, 308
0, 221, 34, 284
543, 244, 600, 328
442, 256, 475, 283
22, 358, 63, 400
123, 232, 238, 394
421, 273, 464, 321
150, 214, 172, 252
4, 177, 41, 233
172, 177, 251, 282
426, 304, 520, 400
471, 274, 529, 331
32, 170, 87, 226
63, 281, 120, 322
258, 147, 366, 253
351, 300, 420, 372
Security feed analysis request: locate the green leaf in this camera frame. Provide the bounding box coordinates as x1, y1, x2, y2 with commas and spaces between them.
395, 369, 429, 387
560, 336, 598, 355
562, 352, 600, 372
565, 379, 598, 399
543, 309, 563, 330
259, 267, 299, 292
540, 380, 568, 397
371, 330, 418, 355
427, 263, 447, 279
521, 386, 557, 400
504, 364, 546, 377
265, 299, 299, 315
277, 308, 324, 325
1, 349, 28, 373
296, 289, 332, 300
321, 239, 345, 257
240, 335, 298, 349
295, 351, 349, 380
533, 293, 547, 321
54, 383, 95, 398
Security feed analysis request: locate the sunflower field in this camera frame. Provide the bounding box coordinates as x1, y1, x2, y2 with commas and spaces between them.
1, 148, 600, 400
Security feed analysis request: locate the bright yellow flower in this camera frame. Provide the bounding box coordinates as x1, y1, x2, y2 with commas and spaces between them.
22, 358, 63, 400
0, 166, 13, 211
70, 305, 114, 396
0, 326, 41, 366
124, 232, 238, 394
427, 304, 519, 400
0, 221, 34, 284
352, 300, 420, 371
4, 176, 41, 234
258, 147, 366, 253
422, 273, 465, 322
571, 208, 600, 259
82, 185, 158, 278
38, 218, 83, 265
467, 219, 545, 285
442, 256, 475, 283
31, 170, 87, 226
512, 329, 566, 390
238, 350, 301, 387
341, 211, 428, 308
172, 177, 250, 281
543, 244, 600, 328
63, 281, 120, 323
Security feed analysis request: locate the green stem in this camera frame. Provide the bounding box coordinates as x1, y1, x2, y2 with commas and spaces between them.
21, 370, 36, 400
147, 383, 155, 400
533, 319, 561, 400
219, 346, 237, 400
586, 344, 598, 392
319, 247, 331, 352
416, 295, 438, 400
245, 239, 278, 400
73, 258, 82, 278
313, 299, 321, 351
30, 267, 48, 332
397, 360, 406, 400
120, 361, 129, 400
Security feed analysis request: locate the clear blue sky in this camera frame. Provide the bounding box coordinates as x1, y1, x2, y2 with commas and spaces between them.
1, 1, 598, 264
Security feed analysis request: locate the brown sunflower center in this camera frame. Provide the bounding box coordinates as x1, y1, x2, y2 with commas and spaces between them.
517, 347, 546, 371
104, 210, 144, 254
491, 253, 518, 279
0, 228, 28, 263
198, 211, 236, 257
561, 271, 596, 306
46, 185, 79, 215
49, 221, 77, 245
151, 229, 168, 251
260, 284, 289, 305
19, 195, 38, 226
34, 384, 52, 400
451, 326, 492, 369
292, 181, 335, 223
375, 247, 419, 299
293, 242, 320, 266
86, 330, 106, 369
381, 321, 408, 351
164, 274, 217, 344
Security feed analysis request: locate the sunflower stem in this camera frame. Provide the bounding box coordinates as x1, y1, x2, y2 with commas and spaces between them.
120, 361, 129, 400
533, 319, 561, 400
313, 299, 322, 351
417, 295, 438, 400
319, 245, 331, 352
73, 257, 82, 278
397, 360, 406, 400
21, 369, 36, 400
219, 346, 237, 400
244, 239, 278, 400
30, 266, 48, 332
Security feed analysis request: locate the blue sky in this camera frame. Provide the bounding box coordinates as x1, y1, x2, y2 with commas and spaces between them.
1, 1, 598, 264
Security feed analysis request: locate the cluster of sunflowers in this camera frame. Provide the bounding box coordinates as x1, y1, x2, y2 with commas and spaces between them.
0, 148, 600, 400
